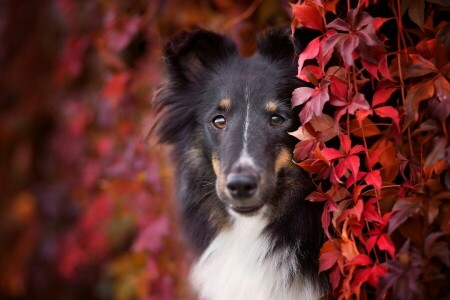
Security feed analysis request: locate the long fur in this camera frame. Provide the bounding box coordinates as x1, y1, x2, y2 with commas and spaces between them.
153, 27, 328, 299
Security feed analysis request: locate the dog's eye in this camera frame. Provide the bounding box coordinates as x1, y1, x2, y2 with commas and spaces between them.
270, 114, 284, 126
212, 115, 226, 129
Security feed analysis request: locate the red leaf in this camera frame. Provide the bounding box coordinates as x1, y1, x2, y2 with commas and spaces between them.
339, 133, 351, 154
372, 83, 397, 107
368, 149, 382, 169
347, 254, 373, 266
349, 145, 366, 156
299, 65, 325, 83
362, 60, 379, 80
298, 159, 330, 176
377, 233, 395, 257
344, 155, 360, 179
365, 170, 382, 192
320, 147, 345, 162
372, 17, 390, 31
297, 36, 321, 73
292, 87, 315, 107
293, 140, 316, 161
319, 240, 340, 272
291, 4, 323, 31
374, 106, 400, 130
378, 55, 394, 82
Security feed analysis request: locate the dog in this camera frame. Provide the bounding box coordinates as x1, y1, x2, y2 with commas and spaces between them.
153, 27, 327, 300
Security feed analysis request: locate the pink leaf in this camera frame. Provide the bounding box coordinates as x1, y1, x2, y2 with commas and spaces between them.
326, 18, 349, 31
292, 87, 315, 107
297, 36, 321, 73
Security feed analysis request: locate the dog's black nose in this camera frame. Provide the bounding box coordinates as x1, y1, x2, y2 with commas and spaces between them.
226, 174, 258, 198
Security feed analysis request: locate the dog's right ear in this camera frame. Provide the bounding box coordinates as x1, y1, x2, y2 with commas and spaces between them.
164, 29, 238, 83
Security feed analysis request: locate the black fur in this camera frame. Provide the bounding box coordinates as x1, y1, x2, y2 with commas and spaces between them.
153, 27, 328, 294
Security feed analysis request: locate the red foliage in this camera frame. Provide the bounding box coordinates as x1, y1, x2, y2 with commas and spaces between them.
291, 0, 450, 299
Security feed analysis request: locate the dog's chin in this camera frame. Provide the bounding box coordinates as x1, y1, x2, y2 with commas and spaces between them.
228, 204, 263, 216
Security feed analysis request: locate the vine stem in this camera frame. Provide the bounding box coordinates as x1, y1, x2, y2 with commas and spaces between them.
394, 0, 415, 170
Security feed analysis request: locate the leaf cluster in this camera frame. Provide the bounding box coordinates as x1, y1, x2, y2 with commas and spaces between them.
291, 0, 450, 299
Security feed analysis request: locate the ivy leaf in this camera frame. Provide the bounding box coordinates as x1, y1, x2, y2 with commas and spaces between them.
372, 83, 397, 107
401, 0, 425, 29
297, 36, 321, 74
319, 240, 340, 272
292, 87, 315, 107
377, 233, 396, 257
388, 198, 420, 234
365, 170, 382, 192
374, 106, 400, 130
405, 54, 438, 79
291, 3, 324, 31
404, 79, 435, 127
294, 81, 331, 124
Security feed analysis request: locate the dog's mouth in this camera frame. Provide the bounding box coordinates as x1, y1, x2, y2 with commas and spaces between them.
228, 204, 263, 215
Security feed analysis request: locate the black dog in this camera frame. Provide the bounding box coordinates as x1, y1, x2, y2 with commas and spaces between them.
153, 27, 327, 299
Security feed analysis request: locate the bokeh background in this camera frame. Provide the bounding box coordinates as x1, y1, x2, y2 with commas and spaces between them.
0, 0, 293, 299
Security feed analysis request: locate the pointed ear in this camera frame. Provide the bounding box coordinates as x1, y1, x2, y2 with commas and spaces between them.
164, 29, 237, 83
257, 27, 297, 62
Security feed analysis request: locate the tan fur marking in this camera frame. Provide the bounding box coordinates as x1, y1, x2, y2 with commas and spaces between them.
212, 154, 220, 176
219, 98, 231, 111
265, 101, 278, 112
275, 148, 293, 173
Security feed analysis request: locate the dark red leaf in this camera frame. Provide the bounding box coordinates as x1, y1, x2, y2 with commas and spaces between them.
405, 54, 438, 79
388, 198, 420, 234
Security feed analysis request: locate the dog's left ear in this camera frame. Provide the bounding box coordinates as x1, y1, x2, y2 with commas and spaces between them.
257, 27, 297, 62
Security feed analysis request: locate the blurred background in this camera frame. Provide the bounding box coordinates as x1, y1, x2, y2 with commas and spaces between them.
0, 0, 293, 299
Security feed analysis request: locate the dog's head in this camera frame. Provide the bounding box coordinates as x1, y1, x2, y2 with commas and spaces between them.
154, 28, 307, 216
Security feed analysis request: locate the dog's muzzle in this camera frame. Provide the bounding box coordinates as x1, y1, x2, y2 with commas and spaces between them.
225, 167, 263, 215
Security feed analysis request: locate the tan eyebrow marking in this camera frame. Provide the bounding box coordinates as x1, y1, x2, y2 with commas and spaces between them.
219, 98, 231, 111
265, 101, 278, 112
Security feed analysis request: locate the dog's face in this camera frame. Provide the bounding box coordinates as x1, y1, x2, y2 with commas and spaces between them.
155, 28, 303, 216
201, 59, 299, 214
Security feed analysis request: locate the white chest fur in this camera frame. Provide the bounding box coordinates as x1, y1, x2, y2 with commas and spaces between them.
190, 213, 322, 300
